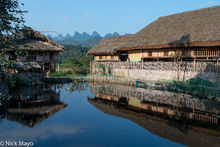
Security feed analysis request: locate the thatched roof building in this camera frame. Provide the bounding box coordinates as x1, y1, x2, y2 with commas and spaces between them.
2, 27, 65, 73
13, 27, 65, 51
88, 5, 220, 61
87, 34, 136, 55
118, 5, 220, 51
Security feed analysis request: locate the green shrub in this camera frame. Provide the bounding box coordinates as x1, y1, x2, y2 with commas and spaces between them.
49, 71, 67, 77
5, 74, 28, 89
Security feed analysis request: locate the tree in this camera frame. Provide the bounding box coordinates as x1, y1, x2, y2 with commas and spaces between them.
0, 0, 27, 69
0, 0, 26, 36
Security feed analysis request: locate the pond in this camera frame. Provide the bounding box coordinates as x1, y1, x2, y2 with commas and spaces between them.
0, 82, 220, 147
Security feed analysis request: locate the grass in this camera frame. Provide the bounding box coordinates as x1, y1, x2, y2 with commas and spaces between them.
165, 78, 220, 100
49, 65, 89, 78
49, 71, 73, 78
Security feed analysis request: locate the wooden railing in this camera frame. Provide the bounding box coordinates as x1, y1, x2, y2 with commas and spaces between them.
193, 50, 220, 57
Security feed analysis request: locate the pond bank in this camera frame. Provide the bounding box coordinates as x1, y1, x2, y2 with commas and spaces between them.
86, 74, 220, 101
2, 72, 220, 101
44, 77, 87, 83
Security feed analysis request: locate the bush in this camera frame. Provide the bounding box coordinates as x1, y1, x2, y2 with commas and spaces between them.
49, 71, 67, 78
5, 74, 28, 89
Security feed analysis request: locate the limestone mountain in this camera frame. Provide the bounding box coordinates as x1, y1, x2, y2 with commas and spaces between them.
47, 31, 128, 47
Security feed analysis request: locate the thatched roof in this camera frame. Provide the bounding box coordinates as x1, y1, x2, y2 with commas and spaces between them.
88, 5, 220, 55
6, 104, 67, 127
87, 34, 136, 55
8, 27, 65, 52
119, 5, 220, 50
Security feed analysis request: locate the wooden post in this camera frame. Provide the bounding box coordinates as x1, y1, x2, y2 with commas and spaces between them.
54, 62, 56, 72
57, 63, 60, 72
194, 58, 196, 72
43, 63, 45, 72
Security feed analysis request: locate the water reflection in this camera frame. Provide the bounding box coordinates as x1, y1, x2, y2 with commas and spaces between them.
1, 82, 220, 146
65, 82, 88, 92
88, 83, 220, 147
0, 84, 67, 127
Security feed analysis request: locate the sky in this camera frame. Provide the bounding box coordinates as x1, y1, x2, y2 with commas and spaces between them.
20, 0, 220, 36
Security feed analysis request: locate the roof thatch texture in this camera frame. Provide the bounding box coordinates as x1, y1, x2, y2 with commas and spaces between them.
6, 104, 67, 127
87, 34, 137, 55
123, 5, 220, 50
88, 5, 220, 55
8, 27, 65, 52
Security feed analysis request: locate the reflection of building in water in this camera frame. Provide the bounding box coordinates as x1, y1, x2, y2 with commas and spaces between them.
89, 84, 220, 125
88, 84, 220, 147
0, 85, 66, 127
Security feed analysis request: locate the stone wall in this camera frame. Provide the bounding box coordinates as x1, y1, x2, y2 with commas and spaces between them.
91, 61, 220, 83
89, 83, 220, 113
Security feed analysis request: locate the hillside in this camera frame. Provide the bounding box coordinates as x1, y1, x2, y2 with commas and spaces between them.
59, 44, 90, 62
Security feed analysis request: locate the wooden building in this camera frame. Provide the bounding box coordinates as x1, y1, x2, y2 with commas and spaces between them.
2, 27, 65, 73
87, 35, 136, 61
88, 6, 220, 62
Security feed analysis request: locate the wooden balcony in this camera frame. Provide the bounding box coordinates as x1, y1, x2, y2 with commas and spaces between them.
192, 50, 220, 58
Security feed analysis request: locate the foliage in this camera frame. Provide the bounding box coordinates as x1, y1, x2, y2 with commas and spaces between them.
50, 56, 94, 77
96, 64, 112, 75
0, 0, 27, 70
107, 66, 112, 75
49, 71, 70, 78
166, 78, 220, 100
52, 42, 94, 77
0, 93, 12, 106
59, 44, 90, 62
169, 53, 174, 57
98, 63, 106, 75
4, 74, 28, 89
0, 0, 27, 47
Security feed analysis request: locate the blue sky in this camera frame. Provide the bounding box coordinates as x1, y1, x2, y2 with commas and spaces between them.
20, 0, 220, 36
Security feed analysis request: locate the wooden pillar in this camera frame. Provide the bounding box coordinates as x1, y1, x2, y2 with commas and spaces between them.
90, 61, 92, 74
49, 63, 51, 73
58, 63, 60, 72
54, 62, 56, 72
42, 63, 45, 72
194, 58, 196, 72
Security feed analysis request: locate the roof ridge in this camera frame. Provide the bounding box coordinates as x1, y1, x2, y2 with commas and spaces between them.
20, 27, 65, 51
159, 5, 220, 19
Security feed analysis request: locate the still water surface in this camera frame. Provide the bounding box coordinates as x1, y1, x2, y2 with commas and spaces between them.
0, 83, 220, 147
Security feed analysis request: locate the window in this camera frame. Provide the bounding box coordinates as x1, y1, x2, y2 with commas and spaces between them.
38, 52, 43, 56
148, 51, 152, 56
182, 50, 186, 56
30, 52, 36, 60
50, 52, 54, 60
164, 51, 169, 56
111, 56, 114, 59
99, 56, 102, 60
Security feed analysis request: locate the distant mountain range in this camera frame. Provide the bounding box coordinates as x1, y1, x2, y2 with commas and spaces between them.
47, 31, 129, 47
